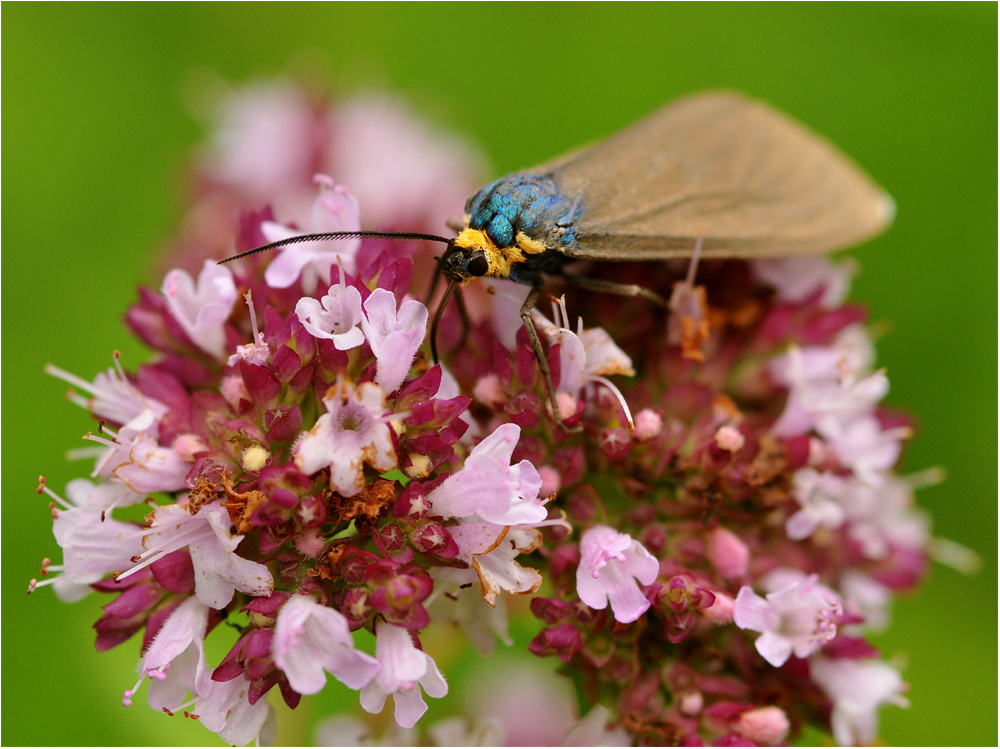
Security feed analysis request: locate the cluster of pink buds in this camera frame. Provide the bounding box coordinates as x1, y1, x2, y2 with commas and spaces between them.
33, 81, 940, 747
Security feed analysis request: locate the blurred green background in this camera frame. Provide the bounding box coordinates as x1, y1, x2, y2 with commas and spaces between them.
4, 3, 996, 746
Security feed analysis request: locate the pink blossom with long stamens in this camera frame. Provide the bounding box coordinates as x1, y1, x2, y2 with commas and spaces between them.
122, 595, 213, 711
45, 352, 169, 433
30, 480, 146, 600
533, 297, 635, 428
194, 671, 273, 747
117, 501, 272, 608
577, 525, 659, 623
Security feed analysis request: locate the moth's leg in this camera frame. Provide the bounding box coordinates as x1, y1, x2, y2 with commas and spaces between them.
446, 217, 465, 234
558, 271, 669, 309
425, 245, 460, 305
520, 284, 580, 433
453, 283, 471, 354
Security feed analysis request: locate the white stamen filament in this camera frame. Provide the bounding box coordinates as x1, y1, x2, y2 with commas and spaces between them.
589, 375, 635, 430
116, 521, 215, 582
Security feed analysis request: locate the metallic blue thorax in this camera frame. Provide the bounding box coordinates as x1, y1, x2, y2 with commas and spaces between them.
466, 175, 581, 250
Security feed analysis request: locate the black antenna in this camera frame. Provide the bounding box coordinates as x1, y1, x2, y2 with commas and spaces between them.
430, 278, 459, 364
217, 230, 453, 265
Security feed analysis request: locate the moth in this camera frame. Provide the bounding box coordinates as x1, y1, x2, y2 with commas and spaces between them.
220, 91, 893, 429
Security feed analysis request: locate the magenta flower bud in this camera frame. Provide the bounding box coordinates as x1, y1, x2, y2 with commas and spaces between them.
238, 360, 281, 410
339, 547, 380, 584
706, 528, 750, 579
271, 344, 301, 383
529, 623, 583, 663
374, 524, 408, 556
393, 482, 430, 520
505, 391, 541, 430
409, 524, 458, 558
264, 404, 302, 443
599, 427, 632, 460
244, 591, 290, 617
530, 596, 573, 625
294, 494, 327, 528
259, 462, 312, 508
101, 583, 162, 620
340, 588, 373, 625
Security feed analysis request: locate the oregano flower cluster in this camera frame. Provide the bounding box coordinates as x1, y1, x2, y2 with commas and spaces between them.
31, 82, 937, 747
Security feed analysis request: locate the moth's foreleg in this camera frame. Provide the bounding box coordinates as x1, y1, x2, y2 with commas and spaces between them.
520, 285, 581, 433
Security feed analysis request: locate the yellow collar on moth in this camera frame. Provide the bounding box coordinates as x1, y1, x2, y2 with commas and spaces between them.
453, 228, 549, 280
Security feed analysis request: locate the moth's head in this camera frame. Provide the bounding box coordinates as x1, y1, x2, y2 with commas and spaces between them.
441, 229, 498, 284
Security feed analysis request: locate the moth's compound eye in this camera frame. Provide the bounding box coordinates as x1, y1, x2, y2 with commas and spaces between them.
466, 253, 489, 277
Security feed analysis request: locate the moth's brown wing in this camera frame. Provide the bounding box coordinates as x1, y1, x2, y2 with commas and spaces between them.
524, 91, 894, 259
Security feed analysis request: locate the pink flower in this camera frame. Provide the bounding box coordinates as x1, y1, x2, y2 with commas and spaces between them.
771, 344, 888, 439
753, 256, 857, 309
360, 288, 428, 395
208, 80, 317, 203
294, 380, 397, 498
117, 501, 273, 608
840, 473, 929, 560
325, 93, 482, 235
294, 269, 365, 350
227, 291, 270, 367
360, 620, 448, 728
111, 434, 189, 494
633, 408, 663, 441
162, 260, 238, 358
195, 671, 274, 747
426, 423, 546, 526
733, 574, 842, 667
533, 297, 635, 427
123, 595, 213, 711
816, 414, 906, 485
448, 524, 544, 606
273, 595, 379, 694
262, 174, 361, 291
34, 482, 146, 600
810, 657, 909, 746
786, 468, 849, 540
45, 353, 169, 434
577, 525, 659, 623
